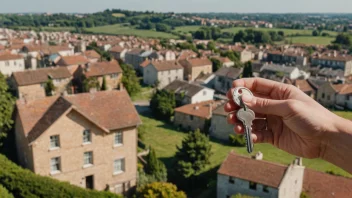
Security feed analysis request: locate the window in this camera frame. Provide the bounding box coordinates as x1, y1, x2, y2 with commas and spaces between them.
190, 115, 194, 121
83, 129, 91, 144
176, 76, 179, 80
322, 93, 325, 99
203, 90, 206, 96
263, 185, 269, 193
114, 158, 125, 174
114, 132, 123, 146
249, 182, 257, 190
168, 77, 171, 83
14, 61, 16, 66
5, 61, 9, 66
111, 74, 118, 79
50, 135, 60, 149
327, 95, 331, 100
84, 151, 93, 165
114, 184, 123, 194
229, 177, 235, 184
50, 157, 61, 172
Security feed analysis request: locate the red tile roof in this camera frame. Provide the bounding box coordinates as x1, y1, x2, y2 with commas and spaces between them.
85, 61, 122, 77
218, 152, 288, 188
175, 100, 221, 119
109, 45, 124, 53
151, 60, 183, 71
178, 50, 198, 60
59, 55, 88, 66
178, 58, 212, 68
140, 60, 151, 68
84, 50, 101, 59
295, 80, 314, 93
0, 53, 23, 61
13, 67, 71, 86
16, 90, 141, 143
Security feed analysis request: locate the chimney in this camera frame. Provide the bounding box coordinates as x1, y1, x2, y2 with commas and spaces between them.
333, 50, 337, 57
293, 157, 303, 166
252, 151, 263, 160
85, 63, 91, 72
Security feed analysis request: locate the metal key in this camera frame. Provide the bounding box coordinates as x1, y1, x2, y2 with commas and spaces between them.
237, 107, 255, 153
232, 87, 253, 107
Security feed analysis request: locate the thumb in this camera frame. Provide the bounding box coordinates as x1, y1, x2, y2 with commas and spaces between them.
241, 94, 291, 117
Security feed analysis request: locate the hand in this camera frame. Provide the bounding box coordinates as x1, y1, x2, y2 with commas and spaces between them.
224, 78, 343, 159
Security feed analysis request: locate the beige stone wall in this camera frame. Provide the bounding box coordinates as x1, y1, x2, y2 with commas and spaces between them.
157, 69, 184, 89
174, 112, 206, 132
344, 61, 352, 76
0, 58, 25, 76
190, 65, 212, 81
278, 165, 304, 198
29, 110, 137, 192
96, 74, 123, 90
317, 83, 337, 108
240, 51, 253, 63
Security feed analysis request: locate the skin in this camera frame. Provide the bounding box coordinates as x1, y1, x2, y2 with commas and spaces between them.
225, 78, 352, 174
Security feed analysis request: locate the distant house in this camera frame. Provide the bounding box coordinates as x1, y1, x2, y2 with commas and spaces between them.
212, 56, 235, 67
0, 53, 25, 76
76, 61, 123, 91
109, 46, 128, 60
174, 100, 221, 132
157, 50, 176, 61
316, 82, 343, 108
293, 79, 316, 99
125, 49, 158, 72
12, 67, 72, 101
259, 64, 302, 81
84, 50, 101, 63
178, 58, 213, 81
231, 46, 253, 63
335, 84, 352, 110
210, 103, 234, 141
178, 50, 198, 60
143, 60, 184, 89
217, 152, 304, 198
267, 50, 308, 66
214, 67, 243, 94
14, 90, 141, 196
311, 52, 352, 75
163, 80, 214, 105
57, 55, 89, 74
316, 67, 345, 83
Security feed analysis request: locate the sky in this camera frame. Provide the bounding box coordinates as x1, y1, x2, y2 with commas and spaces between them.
1, 0, 352, 13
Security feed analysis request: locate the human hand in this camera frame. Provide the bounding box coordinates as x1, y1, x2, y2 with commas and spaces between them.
224, 78, 344, 159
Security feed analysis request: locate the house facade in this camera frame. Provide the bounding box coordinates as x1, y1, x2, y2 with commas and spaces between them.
125, 49, 144, 70
311, 53, 352, 74
143, 60, 184, 89
57, 55, 89, 75
210, 103, 235, 141
214, 67, 243, 94
260, 64, 301, 81
12, 67, 72, 101
178, 58, 212, 81
15, 90, 141, 195
84, 50, 101, 63
267, 51, 307, 66
316, 82, 342, 108
0, 53, 25, 76
109, 46, 128, 61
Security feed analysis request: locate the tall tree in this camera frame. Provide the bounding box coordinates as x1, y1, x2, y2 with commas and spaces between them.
150, 90, 176, 121
175, 129, 212, 179
242, 61, 253, 78
101, 76, 107, 91
333, 33, 352, 47
44, 79, 55, 96
145, 147, 167, 182
210, 58, 222, 72
120, 63, 141, 97
0, 73, 15, 147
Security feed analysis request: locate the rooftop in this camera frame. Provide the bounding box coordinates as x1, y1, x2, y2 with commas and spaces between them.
13, 67, 71, 86
151, 60, 183, 71
85, 61, 122, 77
174, 100, 221, 119
215, 67, 243, 80
59, 55, 88, 66
164, 80, 207, 97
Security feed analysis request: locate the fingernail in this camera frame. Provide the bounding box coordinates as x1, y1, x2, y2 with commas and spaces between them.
242, 94, 253, 103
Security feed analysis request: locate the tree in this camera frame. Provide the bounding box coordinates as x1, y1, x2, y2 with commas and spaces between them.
312, 30, 319, 36
0, 73, 15, 147
0, 184, 13, 198
333, 33, 352, 47
207, 41, 216, 51
242, 61, 253, 78
137, 182, 186, 198
233, 30, 246, 43
44, 78, 55, 96
145, 147, 167, 182
156, 23, 171, 32
120, 63, 141, 97
196, 44, 206, 50
101, 76, 107, 91
175, 129, 212, 179
83, 77, 100, 92
150, 90, 176, 121
210, 58, 222, 72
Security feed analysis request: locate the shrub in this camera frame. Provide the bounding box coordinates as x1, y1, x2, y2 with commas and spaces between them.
0, 184, 14, 198
137, 182, 186, 198
0, 154, 121, 198
229, 134, 246, 147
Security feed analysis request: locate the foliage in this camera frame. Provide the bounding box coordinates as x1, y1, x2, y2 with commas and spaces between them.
44, 78, 56, 96
156, 23, 171, 32
210, 58, 222, 72
101, 76, 107, 91
242, 61, 253, 78
87, 42, 111, 61
233, 29, 276, 44
83, 77, 100, 92
0, 184, 14, 198
120, 63, 141, 96
312, 30, 319, 36
0, 73, 15, 147
138, 170, 158, 188
333, 33, 352, 47
175, 129, 213, 178
0, 154, 120, 198
176, 42, 197, 52
196, 44, 206, 50
207, 41, 216, 51
145, 147, 168, 182
150, 90, 176, 121
325, 169, 345, 177
193, 27, 222, 40
232, 194, 257, 198
327, 44, 342, 51
137, 182, 186, 198
300, 192, 310, 198
229, 134, 246, 147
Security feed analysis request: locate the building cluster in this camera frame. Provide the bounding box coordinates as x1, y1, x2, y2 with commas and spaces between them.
1, 27, 352, 197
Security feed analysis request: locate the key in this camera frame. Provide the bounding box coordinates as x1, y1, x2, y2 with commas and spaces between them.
237, 107, 255, 153
232, 87, 253, 107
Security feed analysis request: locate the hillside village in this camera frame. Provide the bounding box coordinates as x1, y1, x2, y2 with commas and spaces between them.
0, 23, 352, 198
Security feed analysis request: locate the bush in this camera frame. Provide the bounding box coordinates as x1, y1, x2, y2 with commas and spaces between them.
0, 154, 121, 198
0, 184, 14, 198
229, 134, 246, 147
150, 90, 176, 121
137, 182, 186, 198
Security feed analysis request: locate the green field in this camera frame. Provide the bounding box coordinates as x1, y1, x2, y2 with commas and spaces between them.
112, 13, 126, 18
86, 24, 177, 39
140, 113, 351, 177
285, 36, 335, 45
131, 86, 154, 101
221, 27, 338, 36
11, 26, 74, 32
174, 25, 203, 33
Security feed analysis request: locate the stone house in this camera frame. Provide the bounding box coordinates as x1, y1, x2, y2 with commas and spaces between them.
311, 52, 352, 75
334, 84, 352, 110
75, 61, 123, 91
267, 50, 307, 66
210, 103, 234, 141
214, 67, 243, 94
14, 90, 141, 196
11, 67, 72, 101
163, 80, 214, 105
178, 50, 198, 60
293, 79, 316, 99
174, 100, 221, 132
109, 46, 129, 61
232, 47, 253, 63
124, 49, 144, 70
217, 152, 304, 198
143, 60, 184, 89
157, 50, 176, 61
260, 64, 302, 81
0, 53, 25, 76
83, 50, 101, 63
178, 58, 213, 81
212, 56, 235, 67
316, 82, 344, 108
57, 55, 89, 74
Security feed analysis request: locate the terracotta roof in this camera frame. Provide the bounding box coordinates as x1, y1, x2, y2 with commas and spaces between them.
303, 169, 352, 198
215, 67, 243, 80
16, 90, 141, 143
218, 152, 287, 188
0, 53, 23, 61
140, 60, 151, 68
84, 50, 101, 59
212, 103, 228, 116
178, 58, 212, 68
337, 84, 352, 95
295, 80, 314, 93
332, 84, 345, 92
58, 55, 88, 66
312, 54, 352, 62
127, 48, 143, 55
213, 56, 232, 63
174, 100, 220, 119
13, 67, 71, 86
178, 50, 197, 60
151, 60, 183, 71
109, 45, 124, 53
85, 61, 122, 77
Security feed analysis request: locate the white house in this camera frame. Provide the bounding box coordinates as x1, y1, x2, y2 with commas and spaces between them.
0, 53, 25, 76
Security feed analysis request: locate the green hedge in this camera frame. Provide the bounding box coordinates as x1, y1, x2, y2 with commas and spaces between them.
0, 154, 121, 198
0, 184, 14, 198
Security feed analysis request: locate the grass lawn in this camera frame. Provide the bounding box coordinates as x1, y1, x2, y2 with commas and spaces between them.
334, 111, 352, 120
86, 24, 178, 39
221, 27, 338, 36
112, 13, 126, 18
131, 86, 154, 101
11, 26, 74, 32
140, 114, 352, 177
174, 25, 202, 33
286, 36, 334, 45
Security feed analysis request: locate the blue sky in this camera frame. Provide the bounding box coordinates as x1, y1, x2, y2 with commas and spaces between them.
1, 0, 351, 13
